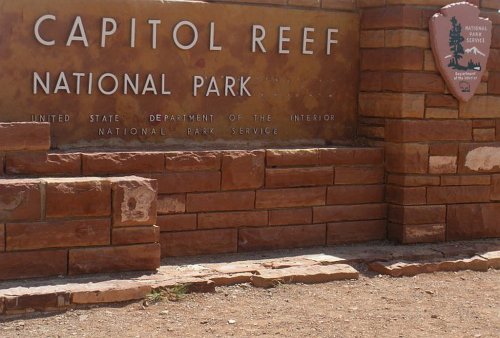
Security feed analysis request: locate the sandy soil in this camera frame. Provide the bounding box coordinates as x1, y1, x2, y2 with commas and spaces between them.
1, 268, 499, 338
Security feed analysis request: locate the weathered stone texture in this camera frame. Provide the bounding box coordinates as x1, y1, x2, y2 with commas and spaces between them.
111, 177, 157, 227
45, 178, 111, 218
0, 180, 41, 222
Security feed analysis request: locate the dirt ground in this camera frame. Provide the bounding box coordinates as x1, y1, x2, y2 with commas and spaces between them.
0, 268, 498, 338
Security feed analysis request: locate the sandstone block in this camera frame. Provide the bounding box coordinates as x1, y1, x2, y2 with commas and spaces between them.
460, 95, 500, 118
251, 264, 359, 288
256, 187, 326, 209
69, 243, 160, 275
6, 219, 110, 251
0, 224, 4, 252
361, 48, 423, 71
288, 0, 320, 8
0, 179, 41, 221
388, 205, 446, 225
361, 6, 421, 29
157, 214, 197, 232
360, 30, 385, 48
157, 194, 186, 214
492, 175, 500, 200
318, 147, 384, 165
369, 256, 489, 277
385, 185, 426, 205
385, 29, 429, 48
321, 0, 355, 10
72, 284, 152, 304
425, 94, 458, 108
313, 204, 386, 223
4, 292, 70, 314
472, 120, 496, 128
425, 108, 458, 119
424, 49, 437, 71
387, 174, 440, 187
429, 156, 457, 174
385, 120, 472, 142
382, 72, 443, 92
165, 151, 220, 171
385, 143, 429, 174
0, 122, 50, 151
154, 171, 220, 194
459, 144, 500, 173
480, 251, 500, 269
212, 262, 262, 274
388, 223, 446, 244
489, 71, 500, 94
112, 226, 160, 245
186, 191, 255, 212
82, 152, 164, 175
210, 273, 254, 287
473, 128, 496, 142
357, 125, 385, 139
0, 250, 67, 280
429, 143, 458, 156
266, 149, 319, 167
45, 178, 111, 218
268, 208, 312, 226
327, 185, 385, 205
198, 210, 268, 229
488, 49, 500, 71
6, 152, 81, 176
357, 0, 385, 7
447, 203, 500, 240
265, 167, 333, 188
441, 175, 491, 186
238, 224, 326, 252
334, 166, 384, 185
360, 72, 383, 91
359, 93, 424, 118
327, 220, 386, 244
222, 150, 265, 190
161, 229, 237, 257
111, 177, 157, 227
493, 26, 500, 48
427, 186, 491, 204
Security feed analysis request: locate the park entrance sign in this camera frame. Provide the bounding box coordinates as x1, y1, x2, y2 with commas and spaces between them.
0, 0, 359, 149
430, 2, 492, 102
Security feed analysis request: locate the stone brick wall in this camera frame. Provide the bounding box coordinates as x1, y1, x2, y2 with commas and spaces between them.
0, 173, 160, 280
1, 146, 386, 258
1, 0, 499, 282
358, 0, 500, 243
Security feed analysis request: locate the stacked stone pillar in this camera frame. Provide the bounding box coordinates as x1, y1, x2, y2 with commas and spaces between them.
358, 0, 500, 243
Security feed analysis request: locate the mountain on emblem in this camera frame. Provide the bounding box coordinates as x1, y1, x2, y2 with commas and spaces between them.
429, 2, 492, 102
465, 47, 485, 56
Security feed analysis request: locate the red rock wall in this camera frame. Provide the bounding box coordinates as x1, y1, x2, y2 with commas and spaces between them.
358, 0, 500, 243
0, 172, 160, 280
0, 146, 386, 258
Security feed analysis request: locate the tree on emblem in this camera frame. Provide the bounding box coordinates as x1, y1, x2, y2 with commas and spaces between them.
448, 16, 466, 70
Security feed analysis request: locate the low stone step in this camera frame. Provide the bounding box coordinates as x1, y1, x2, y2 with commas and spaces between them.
369, 255, 490, 277
480, 251, 500, 269
251, 264, 359, 288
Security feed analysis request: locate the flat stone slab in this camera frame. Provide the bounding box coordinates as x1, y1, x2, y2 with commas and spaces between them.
480, 251, 500, 269
0, 239, 498, 315
251, 264, 359, 288
369, 256, 490, 277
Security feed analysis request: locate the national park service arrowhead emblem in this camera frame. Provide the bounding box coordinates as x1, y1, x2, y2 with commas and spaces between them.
429, 2, 492, 102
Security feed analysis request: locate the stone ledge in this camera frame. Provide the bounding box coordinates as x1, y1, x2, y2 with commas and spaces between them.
0, 239, 498, 315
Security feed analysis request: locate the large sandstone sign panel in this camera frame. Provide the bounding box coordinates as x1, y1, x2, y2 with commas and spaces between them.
0, 0, 359, 149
